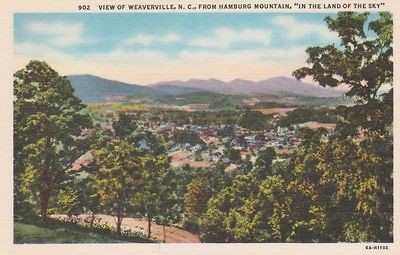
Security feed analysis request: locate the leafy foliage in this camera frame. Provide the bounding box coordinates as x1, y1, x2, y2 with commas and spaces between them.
254, 147, 276, 179
51, 187, 83, 216
126, 132, 179, 239
153, 91, 248, 110
278, 107, 340, 127
293, 12, 392, 101
290, 12, 393, 242
199, 12, 393, 243
172, 129, 205, 146
14, 60, 91, 221
184, 177, 214, 218
181, 217, 200, 233
239, 107, 269, 131
88, 137, 140, 235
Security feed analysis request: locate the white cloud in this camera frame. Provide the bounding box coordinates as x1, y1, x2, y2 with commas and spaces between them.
14, 42, 306, 85
178, 47, 306, 66
189, 27, 272, 49
273, 16, 338, 41
160, 33, 182, 43
26, 21, 86, 46
124, 32, 182, 46
124, 34, 155, 45
14, 42, 74, 61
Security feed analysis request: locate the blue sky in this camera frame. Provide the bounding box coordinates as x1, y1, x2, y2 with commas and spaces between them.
15, 13, 345, 84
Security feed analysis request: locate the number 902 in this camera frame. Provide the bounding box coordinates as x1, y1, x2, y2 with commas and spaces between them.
78, 5, 90, 10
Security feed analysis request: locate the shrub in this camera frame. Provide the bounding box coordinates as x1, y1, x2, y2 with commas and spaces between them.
93, 222, 114, 234
181, 217, 200, 233
122, 228, 148, 239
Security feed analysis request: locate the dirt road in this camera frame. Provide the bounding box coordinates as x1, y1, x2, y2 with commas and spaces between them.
52, 214, 200, 243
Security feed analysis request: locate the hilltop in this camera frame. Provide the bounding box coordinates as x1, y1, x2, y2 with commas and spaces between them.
68, 74, 345, 103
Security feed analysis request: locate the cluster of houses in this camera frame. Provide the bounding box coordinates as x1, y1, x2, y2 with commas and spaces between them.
87, 111, 335, 172
133, 114, 314, 170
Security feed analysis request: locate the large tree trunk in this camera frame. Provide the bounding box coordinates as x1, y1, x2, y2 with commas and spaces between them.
163, 225, 166, 243
90, 212, 95, 228
40, 190, 50, 222
41, 138, 52, 222
116, 214, 123, 236
147, 216, 152, 239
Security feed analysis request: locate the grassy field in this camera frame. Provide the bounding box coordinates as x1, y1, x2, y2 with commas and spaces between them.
256, 107, 296, 116
152, 91, 247, 110
14, 217, 153, 244
87, 102, 153, 112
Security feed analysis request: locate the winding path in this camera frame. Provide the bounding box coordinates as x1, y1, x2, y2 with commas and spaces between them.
52, 214, 200, 243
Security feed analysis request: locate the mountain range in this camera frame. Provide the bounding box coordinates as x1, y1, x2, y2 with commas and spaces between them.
150, 77, 344, 97
68, 74, 344, 103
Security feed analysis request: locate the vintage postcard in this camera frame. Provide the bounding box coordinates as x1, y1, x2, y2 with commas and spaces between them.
0, 0, 399, 254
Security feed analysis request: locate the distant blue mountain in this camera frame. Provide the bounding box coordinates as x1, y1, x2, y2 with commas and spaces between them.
67, 74, 202, 103
151, 76, 345, 97
67, 74, 345, 103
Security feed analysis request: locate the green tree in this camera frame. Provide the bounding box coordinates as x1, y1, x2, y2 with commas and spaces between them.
172, 129, 204, 146
238, 154, 253, 172
290, 137, 392, 242
113, 112, 137, 137
14, 60, 91, 221
278, 107, 339, 127
184, 177, 213, 218
292, 12, 393, 242
293, 12, 392, 135
75, 176, 101, 227
88, 138, 140, 235
130, 154, 174, 238
293, 12, 392, 102
130, 134, 176, 239
297, 127, 328, 152
194, 150, 203, 161
154, 183, 180, 243
217, 125, 236, 138
52, 186, 83, 216
228, 148, 241, 163
254, 147, 276, 179
239, 107, 267, 131
199, 174, 258, 242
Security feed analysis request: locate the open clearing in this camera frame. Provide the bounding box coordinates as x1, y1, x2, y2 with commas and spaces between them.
298, 121, 336, 130
242, 98, 261, 106
256, 107, 296, 116
169, 150, 192, 167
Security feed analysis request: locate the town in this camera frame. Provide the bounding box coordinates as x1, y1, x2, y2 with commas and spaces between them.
83, 108, 336, 173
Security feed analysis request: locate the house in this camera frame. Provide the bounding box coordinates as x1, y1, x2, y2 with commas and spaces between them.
191, 144, 202, 152
221, 157, 230, 164
273, 158, 290, 164
224, 163, 238, 172
200, 129, 217, 138
244, 135, 256, 144
138, 140, 150, 150
222, 137, 231, 143
277, 126, 288, 136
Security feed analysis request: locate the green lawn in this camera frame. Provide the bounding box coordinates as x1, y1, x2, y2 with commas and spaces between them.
14, 218, 153, 244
